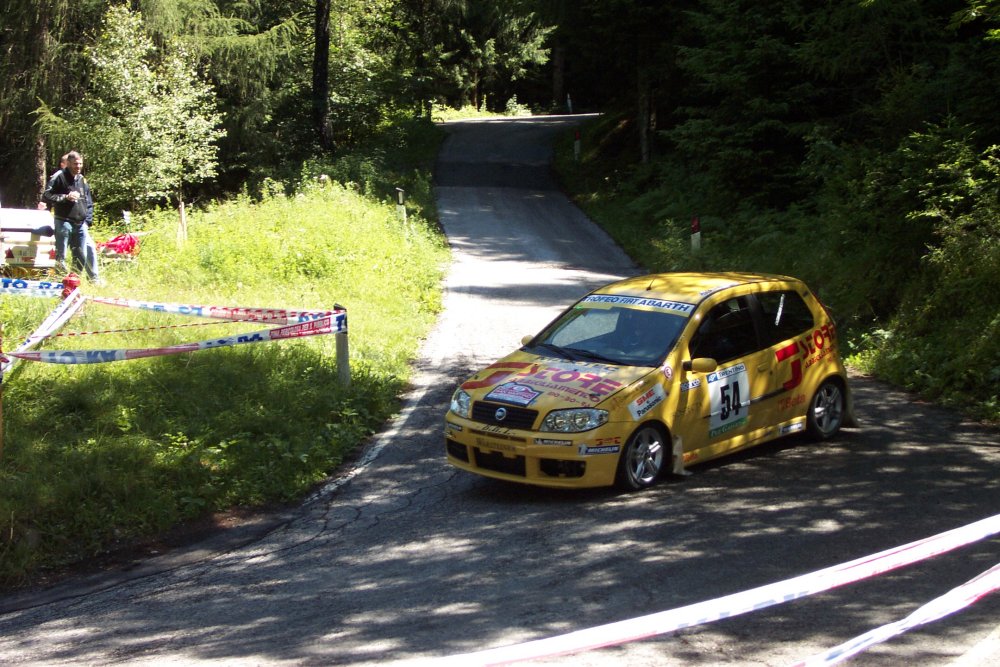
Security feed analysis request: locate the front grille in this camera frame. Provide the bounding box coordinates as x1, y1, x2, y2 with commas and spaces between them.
473, 448, 526, 476
471, 401, 538, 430
539, 458, 586, 478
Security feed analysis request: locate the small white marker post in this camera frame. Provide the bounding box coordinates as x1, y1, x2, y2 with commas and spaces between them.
395, 187, 407, 224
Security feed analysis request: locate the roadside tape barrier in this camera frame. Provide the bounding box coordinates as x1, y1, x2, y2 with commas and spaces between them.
2, 282, 347, 370
90, 296, 346, 326
9, 316, 339, 365
44, 319, 242, 339
1, 288, 85, 376
0, 276, 64, 298
434, 513, 1000, 666
792, 561, 1000, 666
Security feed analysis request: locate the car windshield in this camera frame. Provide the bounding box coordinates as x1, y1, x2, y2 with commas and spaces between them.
525, 302, 692, 367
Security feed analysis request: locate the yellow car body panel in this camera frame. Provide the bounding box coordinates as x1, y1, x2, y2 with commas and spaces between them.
445, 272, 854, 490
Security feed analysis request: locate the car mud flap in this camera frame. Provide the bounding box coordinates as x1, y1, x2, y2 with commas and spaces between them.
672, 435, 692, 476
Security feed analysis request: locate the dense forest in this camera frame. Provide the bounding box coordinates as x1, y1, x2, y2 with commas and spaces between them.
2, 0, 998, 418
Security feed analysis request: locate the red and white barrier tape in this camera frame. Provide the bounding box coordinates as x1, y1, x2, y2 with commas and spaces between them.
2, 281, 348, 368
44, 319, 240, 339
434, 514, 1000, 666
9, 316, 337, 364
793, 561, 1000, 666
1, 288, 85, 376
90, 296, 345, 325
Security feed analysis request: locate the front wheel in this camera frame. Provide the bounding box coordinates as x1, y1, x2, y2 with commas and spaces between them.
615, 424, 667, 491
807, 380, 844, 440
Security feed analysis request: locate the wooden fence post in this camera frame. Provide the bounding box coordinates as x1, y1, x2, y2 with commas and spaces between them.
336, 332, 350, 386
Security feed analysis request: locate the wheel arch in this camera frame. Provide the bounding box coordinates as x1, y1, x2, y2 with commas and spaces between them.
816, 372, 858, 428
627, 419, 685, 476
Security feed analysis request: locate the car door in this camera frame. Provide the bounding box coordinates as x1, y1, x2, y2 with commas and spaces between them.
676, 292, 775, 461
748, 287, 823, 432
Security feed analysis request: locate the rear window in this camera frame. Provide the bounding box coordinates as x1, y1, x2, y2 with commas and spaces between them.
757, 290, 815, 347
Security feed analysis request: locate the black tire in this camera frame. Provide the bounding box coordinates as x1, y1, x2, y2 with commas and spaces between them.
807, 379, 844, 440
615, 424, 668, 491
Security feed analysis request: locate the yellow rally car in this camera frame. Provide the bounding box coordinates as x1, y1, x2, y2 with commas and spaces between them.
445, 272, 856, 490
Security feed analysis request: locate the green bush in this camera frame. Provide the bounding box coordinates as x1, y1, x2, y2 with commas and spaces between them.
555, 114, 999, 423
862, 136, 1000, 420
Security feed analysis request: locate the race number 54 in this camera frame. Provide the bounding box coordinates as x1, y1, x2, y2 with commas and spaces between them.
709, 365, 749, 436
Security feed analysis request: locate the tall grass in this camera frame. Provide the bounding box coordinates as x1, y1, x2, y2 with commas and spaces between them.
1, 160, 448, 588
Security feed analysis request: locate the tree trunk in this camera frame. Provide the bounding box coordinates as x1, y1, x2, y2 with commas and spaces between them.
637, 65, 650, 164
34, 135, 48, 200
313, 0, 332, 150
549, 0, 567, 109
0, 1, 62, 207
551, 44, 565, 109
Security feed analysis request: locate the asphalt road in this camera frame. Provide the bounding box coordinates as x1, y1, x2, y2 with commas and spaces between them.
1, 116, 998, 666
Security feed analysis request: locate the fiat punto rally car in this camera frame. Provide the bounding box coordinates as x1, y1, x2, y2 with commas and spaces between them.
445, 272, 856, 490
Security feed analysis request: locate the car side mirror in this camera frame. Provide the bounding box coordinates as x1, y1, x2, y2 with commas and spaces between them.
683, 358, 718, 373
520, 334, 534, 346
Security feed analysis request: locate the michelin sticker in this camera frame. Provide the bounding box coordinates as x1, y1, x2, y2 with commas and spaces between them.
534, 438, 573, 446
578, 444, 621, 455
707, 363, 749, 438
628, 383, 667, 420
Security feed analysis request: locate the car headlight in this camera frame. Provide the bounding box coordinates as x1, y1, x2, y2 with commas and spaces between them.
542, 408, 608, 432
450, 388, 472, 418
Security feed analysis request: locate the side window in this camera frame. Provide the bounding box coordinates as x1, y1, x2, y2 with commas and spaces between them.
689, 296, 758, 362
757, 290, 815, 347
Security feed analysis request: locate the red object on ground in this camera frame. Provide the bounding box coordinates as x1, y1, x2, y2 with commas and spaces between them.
62, 273, 80, 298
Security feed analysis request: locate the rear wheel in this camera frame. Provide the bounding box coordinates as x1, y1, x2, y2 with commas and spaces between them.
807, 380, 844, 439
615, 424, 667, 491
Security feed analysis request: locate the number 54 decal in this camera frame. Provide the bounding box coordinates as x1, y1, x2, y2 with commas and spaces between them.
708, 363, 749, 438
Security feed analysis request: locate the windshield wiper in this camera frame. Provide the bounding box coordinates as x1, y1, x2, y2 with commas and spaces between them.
561, 347, 619, 364
530, 342, 567, 357
530, 343, 620, 365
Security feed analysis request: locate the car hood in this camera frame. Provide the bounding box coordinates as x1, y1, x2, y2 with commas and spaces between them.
459, 349, 655, 410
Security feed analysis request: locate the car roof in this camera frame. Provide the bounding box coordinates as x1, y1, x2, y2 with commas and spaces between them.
593, 272, 799, 305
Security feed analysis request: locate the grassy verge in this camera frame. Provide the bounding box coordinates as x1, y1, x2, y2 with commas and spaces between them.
0, 119, 450, 590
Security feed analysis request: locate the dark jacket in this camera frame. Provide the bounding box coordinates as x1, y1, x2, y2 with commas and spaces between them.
43, 168, 93, 224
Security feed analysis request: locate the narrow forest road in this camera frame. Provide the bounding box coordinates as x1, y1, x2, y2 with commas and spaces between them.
0, 116, 998, 667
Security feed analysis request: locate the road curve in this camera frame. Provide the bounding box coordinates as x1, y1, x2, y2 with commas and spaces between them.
1, 116, 998, 667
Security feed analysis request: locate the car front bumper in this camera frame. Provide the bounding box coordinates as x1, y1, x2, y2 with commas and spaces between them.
444, 414, 627, 489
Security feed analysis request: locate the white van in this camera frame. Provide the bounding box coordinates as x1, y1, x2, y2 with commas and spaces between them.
0, 208, 57, 275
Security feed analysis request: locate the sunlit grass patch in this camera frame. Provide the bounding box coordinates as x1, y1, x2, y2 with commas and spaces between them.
1, 145, 448, 588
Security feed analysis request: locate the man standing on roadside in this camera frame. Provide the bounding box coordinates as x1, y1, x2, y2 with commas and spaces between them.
43, 150, 99, 282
